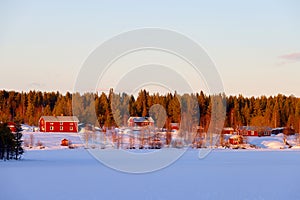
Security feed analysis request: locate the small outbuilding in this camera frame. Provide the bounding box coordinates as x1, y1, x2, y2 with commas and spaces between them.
7, 122, 17, 133
229, 135, 243, 145
170, 123, 180, 130
61, 138, 69, 146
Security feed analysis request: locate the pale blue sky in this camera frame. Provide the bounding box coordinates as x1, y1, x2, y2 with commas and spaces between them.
0, 0, 299, 96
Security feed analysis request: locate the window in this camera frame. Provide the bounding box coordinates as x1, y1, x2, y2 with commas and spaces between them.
60, 126, 63, 131
60, 122, 63, 125
70, 126, 73, 131
70, 123, 73, 126
50, 126, 54, 131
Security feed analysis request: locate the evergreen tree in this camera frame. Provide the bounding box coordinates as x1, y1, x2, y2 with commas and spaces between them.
26, 98, 35, 125
0, 123, 23, 160
13, 123, 24, 160
53, 95, 65, 116
43, 105, 52, 116
149, 104, 167, 129
272, 100, 280, 127
111, 93, 122, 127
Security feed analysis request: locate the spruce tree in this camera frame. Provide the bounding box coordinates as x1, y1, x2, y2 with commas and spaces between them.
0, 123, 23, 160
13, 123, 24, 160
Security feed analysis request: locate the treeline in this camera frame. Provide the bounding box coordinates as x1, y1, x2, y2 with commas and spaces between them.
1, 90, 300, 132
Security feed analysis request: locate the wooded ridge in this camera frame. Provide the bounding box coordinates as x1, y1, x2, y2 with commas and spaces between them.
0, 90, 299, 131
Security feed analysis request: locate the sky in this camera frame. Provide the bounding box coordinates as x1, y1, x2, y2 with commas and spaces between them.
0, 0, 300, 97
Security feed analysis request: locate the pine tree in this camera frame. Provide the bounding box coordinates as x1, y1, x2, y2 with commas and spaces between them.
149, 104, 167, 129
0, 123, 23, 160
272, 100, 280, 128
26, 98, 35, 125
111, 93, 122, 127
53, 96, 65, 116
43, 105, 52, 115
13, 123, 24, 160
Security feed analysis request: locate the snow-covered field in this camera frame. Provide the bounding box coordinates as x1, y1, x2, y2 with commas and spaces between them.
1, 131, 300, 200
22, 132, 84, 150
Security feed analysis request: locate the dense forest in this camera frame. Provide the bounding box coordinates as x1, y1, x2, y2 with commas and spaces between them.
0, 90, 300, 132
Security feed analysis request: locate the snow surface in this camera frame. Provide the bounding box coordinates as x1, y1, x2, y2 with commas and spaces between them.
22, 132, 84, 150
1, 149, 300, 200
1, 131, 300, 199
247, 133, 297, 149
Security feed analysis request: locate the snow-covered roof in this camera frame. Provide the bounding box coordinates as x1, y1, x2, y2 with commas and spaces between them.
229, 135, 241, 139
128, 117, 154, 123
171, 123, 179, 126
239, 126, 271, 131
40, 116, 79, 122
272, 127, 285, 131
223, 127, 234, 131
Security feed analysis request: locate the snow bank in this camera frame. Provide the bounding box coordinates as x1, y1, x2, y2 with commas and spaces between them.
247, 134, 298, 149
261, 140, 285, 149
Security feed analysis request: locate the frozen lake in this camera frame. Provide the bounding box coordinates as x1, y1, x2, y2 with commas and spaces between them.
1, 149, 300, 200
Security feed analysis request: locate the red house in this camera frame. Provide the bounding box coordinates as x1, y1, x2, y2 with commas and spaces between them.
39, 116, 79, 133
127, 117, 154, 127
238, 126, 271, 137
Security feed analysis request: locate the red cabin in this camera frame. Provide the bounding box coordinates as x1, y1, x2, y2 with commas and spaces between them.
241, 130, 259, 137
7, 122, 17, 133
238, 126, 271, 137
39, 116, 79, 133
222, 127, 234, 135
170, 123, 180, 130
127, 117, 154, 127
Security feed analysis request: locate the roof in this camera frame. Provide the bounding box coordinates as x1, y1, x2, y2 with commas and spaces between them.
272, 127, 285, 131
128, 117, 154, 123
40, 116, 79, 122
223, 127, 234, 131
7, 122, 16, 126
238, 126, 271, 131
230, 135, 242, 139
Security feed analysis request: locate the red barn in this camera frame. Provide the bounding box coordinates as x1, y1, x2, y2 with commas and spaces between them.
39, 116, 79, 133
